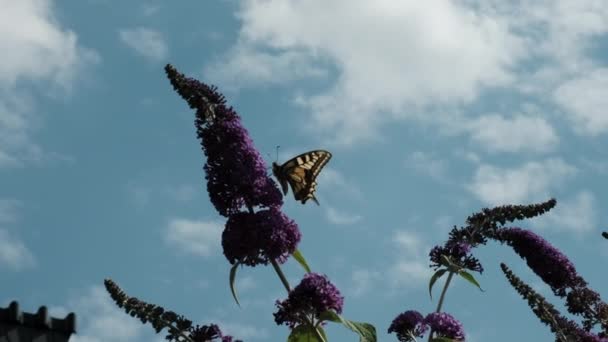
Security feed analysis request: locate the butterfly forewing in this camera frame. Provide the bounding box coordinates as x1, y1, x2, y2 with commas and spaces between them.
273, 150, 332, 205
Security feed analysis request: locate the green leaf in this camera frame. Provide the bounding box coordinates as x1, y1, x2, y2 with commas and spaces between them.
429, 269, 448, 300
458, 270, 484, 292
440, 255, 464, 273
440, 254, 452, 266
318, 311, 376, 342
292, 249, 312, 273
318, 310, 341, 323
288, 325, 324, 342
345, 320, 376, 342
315, 326, 328, 342
229, 263, 241, 306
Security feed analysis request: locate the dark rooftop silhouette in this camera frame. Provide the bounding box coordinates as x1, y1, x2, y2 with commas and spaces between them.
0, 301, 76, 342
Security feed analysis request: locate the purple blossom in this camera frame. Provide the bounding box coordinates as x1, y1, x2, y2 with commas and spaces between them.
430, 241, 483, 273
190, 324, 242, 342
274, 273, 344, 328
554, 316, 608, 342
424, 312, 465, 341
201, 115, 283, 216
567, 287, 601, 316
566, 287, 608, 332
388, 310, 428, 341
165, 64, 282, 217
222, 208, 301, 266
496, 227, 583, 296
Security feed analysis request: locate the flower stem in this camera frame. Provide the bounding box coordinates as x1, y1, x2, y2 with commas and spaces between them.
271, 259, 291, 293
436, 271, 454, 313
428, 271, 455, 341
244, 203, 292, 293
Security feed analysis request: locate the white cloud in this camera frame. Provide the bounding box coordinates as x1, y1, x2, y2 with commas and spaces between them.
208, 0, 526, 146
345, 230, 431, 294
0, 0, 96, 88
467, 114, 558, 153
388, 230, 431, 287
406, 151, 448, 181
0, 0, 97, 166
204, 46, 327, 90
391, 259, 432, 285
206, 1, 608, 148
141, 4, 160, 16
389, 260, 432, 287
237, 275, 257, 293
580, 157, 608, 175
392, 230, 426, 257
554, 69, 608, 137
51, 286, 160, 342
468, 158, 577, 206
165, 184, 199, 202
0, 199, 20, 222
325, 206, 362, 225
433, 215, 455, 235
0, 150, 19, 167
0, 228, 35, 270
119, 27, 168, 62
165, 218, 223, 257
126, 182, 200, 208
317, 167, 364, 200
533, 190, 597, 235
348, 269, 380, 297
488, 0, 608, 93
0, 200, 34, 270
523, 0, 608, 67
453, 149, 481, 165
126, 182, 152, 208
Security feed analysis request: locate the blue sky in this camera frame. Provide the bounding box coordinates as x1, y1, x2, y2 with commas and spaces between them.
1, 0, 607, 341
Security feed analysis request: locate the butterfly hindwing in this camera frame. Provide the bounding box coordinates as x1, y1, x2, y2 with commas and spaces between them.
272, 150, 332, 205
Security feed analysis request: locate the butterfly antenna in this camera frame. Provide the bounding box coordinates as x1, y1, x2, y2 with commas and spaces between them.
275, 145, 280, 162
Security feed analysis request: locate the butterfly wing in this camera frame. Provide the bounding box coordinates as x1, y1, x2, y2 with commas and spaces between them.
275, 150, 332, 205
272, 162, 290, 195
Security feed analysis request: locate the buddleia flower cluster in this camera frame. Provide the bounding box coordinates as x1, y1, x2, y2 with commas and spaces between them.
164, 64, 300, 268
500, 263, 607, 342
162, 65, 367, 341
495, 227, 608, 339
274, 273, 344, 328
429, 240, 483, 273
104, 63, 608, 342
427, 200, 557, 282
393, 198, 607, 341
387, 310, 428, 341
104, 279, 241, 342
388, 310, 465, 341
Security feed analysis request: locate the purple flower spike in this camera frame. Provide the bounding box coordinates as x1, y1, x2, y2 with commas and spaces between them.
190, 324, 243, 342
496, 227, 583, 296
424, 312, 465, 341
430, 241, 483, 273
274, 273, 344, 328
202, 115, 283, 216
222, 208, 301, 266
554, 316, 608, 342
165, 65, 283, 217
388, 310, 428, 341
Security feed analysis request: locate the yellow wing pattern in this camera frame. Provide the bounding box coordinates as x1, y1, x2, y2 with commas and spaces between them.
272, 150, 332, 205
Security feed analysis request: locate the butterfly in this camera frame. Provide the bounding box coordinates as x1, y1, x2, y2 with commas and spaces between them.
272, 150, 332, 205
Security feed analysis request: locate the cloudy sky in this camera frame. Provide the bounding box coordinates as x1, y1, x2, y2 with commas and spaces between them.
1, 0, 607, 341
